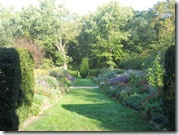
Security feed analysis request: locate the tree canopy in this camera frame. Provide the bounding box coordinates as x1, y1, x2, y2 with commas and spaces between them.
0, 0, 175, 70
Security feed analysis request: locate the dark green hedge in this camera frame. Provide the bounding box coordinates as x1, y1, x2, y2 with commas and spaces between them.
163, 45, 175, 131
0, 48, 34, 131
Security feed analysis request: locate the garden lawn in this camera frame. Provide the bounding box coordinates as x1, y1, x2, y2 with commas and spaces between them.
72, 78, 98, 87
24, 79, 158, 131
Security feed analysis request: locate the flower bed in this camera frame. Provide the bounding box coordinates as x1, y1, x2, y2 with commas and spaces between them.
30, 68, 75, 116
94, 68, 168, 128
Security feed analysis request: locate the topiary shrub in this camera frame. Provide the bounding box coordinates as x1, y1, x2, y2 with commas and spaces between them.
162, 45, 175, 131
0, 48, 34, 131
79, 58, 89, 78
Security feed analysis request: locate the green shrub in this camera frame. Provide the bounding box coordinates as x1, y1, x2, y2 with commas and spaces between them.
49, 68, 63, 79
35, 75, 61, 100
163, 45, 175, 130
119, 90, 129, 103
79, 58, 89, 78
99, 68, 116, 79
119, 54, 143, 70
35, 69, 49, 77
41, 58, 54, 70
125, 93, 148, 111
43, 76, 59, 89
89, 69, 100, 77
146, 53, 164, 94
119, 53, 156, 70
30, 94, 44, 116
113, 68, 125, 74
106, 86, 119, 97
67, 70, 77, 78
144, 99, 167, 125
49, 68, 74, 86
0, 48, 34, 131
30, 94, 50, 116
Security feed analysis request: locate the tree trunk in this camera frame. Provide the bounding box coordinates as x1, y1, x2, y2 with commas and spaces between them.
63, 63, 67, 70
56, 37, 68, 70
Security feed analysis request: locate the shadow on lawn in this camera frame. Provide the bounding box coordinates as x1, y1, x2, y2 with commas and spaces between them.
62, 103, 156, 131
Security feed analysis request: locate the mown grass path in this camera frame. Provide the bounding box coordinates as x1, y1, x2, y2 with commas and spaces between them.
24, 78, 157, 131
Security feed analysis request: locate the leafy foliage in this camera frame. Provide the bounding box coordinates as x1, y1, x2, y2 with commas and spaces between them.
89, 69, 101, 77
146, 53, 164, 94
151, 0, 175, 50
0, 0, 175, 71
124, 10, 156, 54
30, 94, 50, 116
76, 1, 133, 68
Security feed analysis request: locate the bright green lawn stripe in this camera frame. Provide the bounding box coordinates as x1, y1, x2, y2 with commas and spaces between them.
72, 78, 98, 87
24, 79, 158, 131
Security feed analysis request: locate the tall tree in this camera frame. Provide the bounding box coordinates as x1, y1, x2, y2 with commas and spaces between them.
123, 10, 156, 54
72, 13, 95, 68
92, 1, 133, 68
0, 5, 19, 47
77, 1, 133, 68
14, 0, 80, 69
150, 0, 175, 51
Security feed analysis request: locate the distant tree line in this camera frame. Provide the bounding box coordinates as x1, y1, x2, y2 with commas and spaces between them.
0, 0, 175, 70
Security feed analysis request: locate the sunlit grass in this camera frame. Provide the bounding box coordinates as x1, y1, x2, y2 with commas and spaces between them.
72, 78, 98, 87
24, 79, 158, 131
